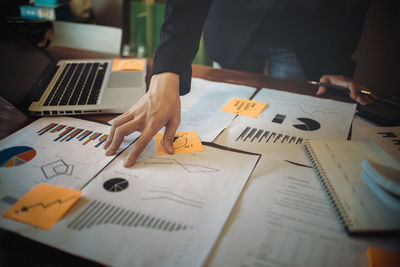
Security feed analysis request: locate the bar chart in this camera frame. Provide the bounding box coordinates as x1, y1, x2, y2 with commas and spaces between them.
67, 200, 190, 232
37, 123, 108, 148
236, 127, 304, 145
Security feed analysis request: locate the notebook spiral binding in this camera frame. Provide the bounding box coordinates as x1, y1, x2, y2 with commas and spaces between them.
303, 140, 353, 232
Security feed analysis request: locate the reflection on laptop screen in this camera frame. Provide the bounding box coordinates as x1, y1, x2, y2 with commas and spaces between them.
0, 23, 54, 110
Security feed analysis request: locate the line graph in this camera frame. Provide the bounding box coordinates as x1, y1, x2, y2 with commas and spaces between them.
152, 185, 206, 200
14, 194, 79, 214
144, 157, 219, 173
142, 188, 205, 208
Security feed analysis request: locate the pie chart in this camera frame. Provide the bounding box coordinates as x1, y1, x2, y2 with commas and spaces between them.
293, 117, 321, 131
103, 178, 129, 192
0, 146, 37, 168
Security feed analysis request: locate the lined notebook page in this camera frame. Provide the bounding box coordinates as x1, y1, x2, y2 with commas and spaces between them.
304, 139, 400, 233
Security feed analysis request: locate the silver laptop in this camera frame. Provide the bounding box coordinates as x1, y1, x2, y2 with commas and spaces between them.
0, 22, 146, 116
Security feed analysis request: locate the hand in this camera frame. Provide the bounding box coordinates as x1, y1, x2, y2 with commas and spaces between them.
316, 75, 378, 105
104, 72, 181, 167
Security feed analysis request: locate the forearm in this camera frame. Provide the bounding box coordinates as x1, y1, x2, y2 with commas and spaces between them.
152, 0, 212, 95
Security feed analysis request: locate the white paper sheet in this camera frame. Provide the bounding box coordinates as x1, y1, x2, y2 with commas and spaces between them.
0, 117, 138, 194
209, 156, 399, 267
214, 88, 356, 164
208, 89, 400, 266
0, 139, 260, 267
359, 126, 400, 162
179, 78, 256, 142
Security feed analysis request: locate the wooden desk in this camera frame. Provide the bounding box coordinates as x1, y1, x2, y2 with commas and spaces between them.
0, 46, 359, 266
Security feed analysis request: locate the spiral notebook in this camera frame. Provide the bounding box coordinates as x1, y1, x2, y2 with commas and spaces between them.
303, 139, 400, 234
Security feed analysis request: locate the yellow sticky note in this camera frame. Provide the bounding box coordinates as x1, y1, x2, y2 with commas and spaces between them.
112, 58, 145, 71
2, 184, 81, 230
367, 247, 400, 267
154, 131, 204, 155
222, 97, 268, 118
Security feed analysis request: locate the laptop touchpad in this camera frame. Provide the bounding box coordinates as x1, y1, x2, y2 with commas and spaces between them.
108, 71, 144, 88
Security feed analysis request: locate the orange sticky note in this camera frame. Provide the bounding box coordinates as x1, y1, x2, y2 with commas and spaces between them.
367, 247, 400, 267
222, 97, 267, 118
154, 131, 203, 155
2, 184, 81, 230
112, 58, 145, 71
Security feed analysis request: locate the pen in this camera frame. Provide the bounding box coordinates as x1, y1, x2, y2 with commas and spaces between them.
308, 81, 373, 96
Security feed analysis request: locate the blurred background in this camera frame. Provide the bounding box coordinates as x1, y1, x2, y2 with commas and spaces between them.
1, 0, 399, 96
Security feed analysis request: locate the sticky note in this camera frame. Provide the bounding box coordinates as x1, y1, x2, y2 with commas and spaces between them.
222, 97, 268, 118
2, 184, 81, 230
112, 58, 145, 71
367, 247, 400, 267
154, 131, 204, 155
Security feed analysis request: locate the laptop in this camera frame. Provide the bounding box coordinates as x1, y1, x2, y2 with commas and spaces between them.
0, 22, 146, 116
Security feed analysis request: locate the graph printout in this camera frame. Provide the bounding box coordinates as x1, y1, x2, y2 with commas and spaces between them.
0, 142, 260, 267
215, 88, 357, 164
0, 117, 138, 193
179, 78, 256, 142
208, 156, 396, 267
206, 89, 396, 267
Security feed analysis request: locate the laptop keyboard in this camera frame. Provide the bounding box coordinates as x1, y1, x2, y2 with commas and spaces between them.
44, 62, 107, 106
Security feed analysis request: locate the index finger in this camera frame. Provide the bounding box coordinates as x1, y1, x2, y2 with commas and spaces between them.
123, 126, 157, 167
104, 112, 133, 150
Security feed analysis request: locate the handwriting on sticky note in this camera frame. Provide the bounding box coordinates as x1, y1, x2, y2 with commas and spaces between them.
154, 131, 203, 155
367, 247, 400, 267
222, 98, 267, 118
112, 59, 145, 71
2, 184, 81, 230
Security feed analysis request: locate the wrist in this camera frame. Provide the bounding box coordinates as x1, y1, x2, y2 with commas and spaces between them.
149, 72, 180, 96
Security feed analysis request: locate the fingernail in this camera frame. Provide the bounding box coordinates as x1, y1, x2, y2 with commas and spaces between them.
124, 159, 134, 167
166, 144, 174, 154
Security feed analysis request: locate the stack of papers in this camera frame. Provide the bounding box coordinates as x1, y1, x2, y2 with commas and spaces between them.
1, 79, 399, 266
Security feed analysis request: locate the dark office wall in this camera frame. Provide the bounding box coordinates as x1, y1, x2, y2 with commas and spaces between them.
91, 0, 123, 28
353, 0, 400, 97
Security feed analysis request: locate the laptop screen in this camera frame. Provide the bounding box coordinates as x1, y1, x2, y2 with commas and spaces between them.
0, 22, 54, 111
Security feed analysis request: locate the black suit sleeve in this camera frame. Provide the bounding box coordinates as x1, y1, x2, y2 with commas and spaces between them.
152, 0, 212, 95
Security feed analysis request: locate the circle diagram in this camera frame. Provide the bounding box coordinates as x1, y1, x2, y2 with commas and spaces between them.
172, 135, 188, 149
0, 146, 37, 168
103, 178, 129, 192
161, 135, 188, 150
292, 118, 321, 131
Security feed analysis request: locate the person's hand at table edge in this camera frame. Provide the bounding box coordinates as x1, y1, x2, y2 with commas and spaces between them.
104, 72, 181, 167
316, 74, 378, 105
